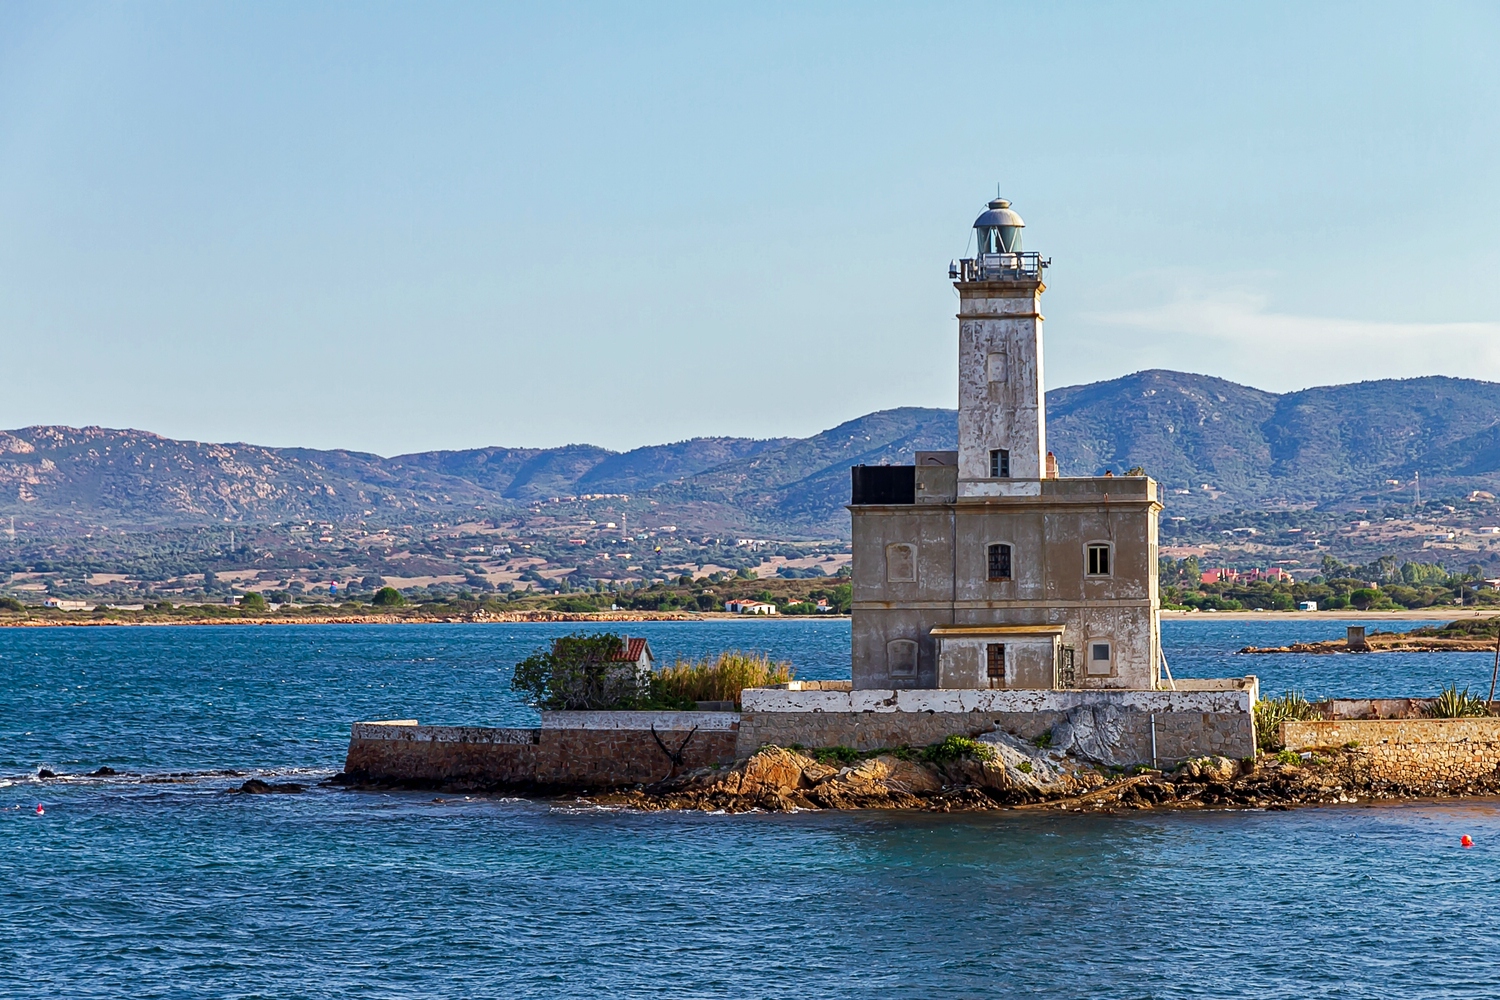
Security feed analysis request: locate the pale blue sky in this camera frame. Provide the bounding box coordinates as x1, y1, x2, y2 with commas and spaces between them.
2, 2, 1497, 454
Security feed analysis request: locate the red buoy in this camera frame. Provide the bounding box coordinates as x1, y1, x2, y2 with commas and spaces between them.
1462, 835, 1474, 848
35, 804, 44, 816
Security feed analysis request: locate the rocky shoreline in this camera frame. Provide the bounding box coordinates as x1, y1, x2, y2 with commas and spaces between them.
1241, 636, 1499, 654
1242, 617, 1500, 654
585, 741, 1500, 813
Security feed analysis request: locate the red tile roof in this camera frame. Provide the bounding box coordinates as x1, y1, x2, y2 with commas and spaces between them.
613, 637, 652, 663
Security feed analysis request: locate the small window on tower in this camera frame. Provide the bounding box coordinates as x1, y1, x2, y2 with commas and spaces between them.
886, 543, 916, 583
990, 449, 1010, 478
1087, 641, 1113, 675
986, 351, 1008, 383
987, 543, 1012, 581
1086, 543, 1112, 577
986, 643, 1006, 688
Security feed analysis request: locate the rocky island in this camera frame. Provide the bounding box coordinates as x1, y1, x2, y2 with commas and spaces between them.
1241, 617, 1500, 654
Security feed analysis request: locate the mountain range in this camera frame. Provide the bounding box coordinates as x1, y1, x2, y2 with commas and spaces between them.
3, 370, 1497, 538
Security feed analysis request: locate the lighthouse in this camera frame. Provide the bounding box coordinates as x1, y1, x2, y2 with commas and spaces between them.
848, 195, 1162, 692
954, 197, 1049, 489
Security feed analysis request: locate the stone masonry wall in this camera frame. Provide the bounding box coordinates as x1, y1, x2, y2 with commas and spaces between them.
736, 687, 1256, 766
343, 721, 738, 790
1281, 718, 1500, 794
737, 708, 1253, 766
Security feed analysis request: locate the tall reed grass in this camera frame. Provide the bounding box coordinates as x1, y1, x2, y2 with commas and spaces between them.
652, 652, 794, 705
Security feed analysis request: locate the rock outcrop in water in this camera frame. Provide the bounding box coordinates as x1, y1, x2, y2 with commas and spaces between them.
233, 779, 307, 794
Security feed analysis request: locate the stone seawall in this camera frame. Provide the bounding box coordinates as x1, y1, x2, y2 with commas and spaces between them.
343, 716, 739, 790
1281, 718, 1500, 795
736, 688, 1257, 766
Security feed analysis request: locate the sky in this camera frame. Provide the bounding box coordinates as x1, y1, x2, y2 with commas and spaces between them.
1, 2, 1497, 456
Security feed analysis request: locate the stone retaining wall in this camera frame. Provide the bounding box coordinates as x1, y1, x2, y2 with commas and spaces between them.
736, 688, 1257, 766
343, 716, 739, 790
1281, 718, 1500, 794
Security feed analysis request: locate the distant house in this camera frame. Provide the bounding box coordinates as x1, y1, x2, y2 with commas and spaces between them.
724, 599, 778, 615
610, 637, 655, 673
548, 636, 654, 689
1200, 567, 1288, 585
43, 598, 92, 611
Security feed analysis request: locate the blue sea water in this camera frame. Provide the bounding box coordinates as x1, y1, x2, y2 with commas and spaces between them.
3, 618, 1500, 998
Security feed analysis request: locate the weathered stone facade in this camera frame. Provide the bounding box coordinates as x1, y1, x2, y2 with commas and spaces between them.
343, 715, 739, 790
849, 199, 1163, 692
851, 477, 1162, 690
736, 686, 1257, 766
1281, 718, 1500, 795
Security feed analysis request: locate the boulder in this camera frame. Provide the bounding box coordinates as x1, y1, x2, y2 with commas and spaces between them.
973, 731, 1083, 794
714, 746, 809, 798
807, 755, 935, 809
1049, 704, 1131, 766
1177, 756, 1238, 783
835, 755, 943, 795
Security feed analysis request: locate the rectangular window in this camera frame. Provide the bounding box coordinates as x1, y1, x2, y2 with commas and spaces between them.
1088, 641, 1113, 675
1086, 544, 1111, 576
990, 448, 1010, 478
987, 543, 1012, 581
986, 351, 1008, 382
986, 643, 1005, 688
887, 639, 918, 678
886, 543, 916, 583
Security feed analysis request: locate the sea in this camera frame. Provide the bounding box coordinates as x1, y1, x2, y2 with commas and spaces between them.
4, 617, 1500, 999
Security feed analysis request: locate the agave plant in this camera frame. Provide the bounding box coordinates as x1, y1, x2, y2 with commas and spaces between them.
1254, 691, 1322, 750
1425, 685, 1492, 719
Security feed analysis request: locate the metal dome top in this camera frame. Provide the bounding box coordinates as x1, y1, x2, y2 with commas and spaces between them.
973, 197, 1025, 230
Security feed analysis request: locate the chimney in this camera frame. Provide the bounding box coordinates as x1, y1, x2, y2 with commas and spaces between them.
1045, 451, 1058, 478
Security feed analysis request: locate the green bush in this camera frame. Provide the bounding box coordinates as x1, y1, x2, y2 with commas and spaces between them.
0, 596, 24, 612
371, 587, 406, 607
511, 632, 649, 710
1426, 685, 1491, 718
811, 746, 861, 765
239, 592, 268, 612
921, 735, 996, 763
1254, 691, 1322, 750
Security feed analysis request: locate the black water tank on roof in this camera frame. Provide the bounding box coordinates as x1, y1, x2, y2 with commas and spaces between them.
850, 465, 915, 505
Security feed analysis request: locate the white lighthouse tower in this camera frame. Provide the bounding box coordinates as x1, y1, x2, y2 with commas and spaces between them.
953, 197, 1049, 492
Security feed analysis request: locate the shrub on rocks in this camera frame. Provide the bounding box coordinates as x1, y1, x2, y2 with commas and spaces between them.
1254, 691, 1322, 750
922, 735, 996, 763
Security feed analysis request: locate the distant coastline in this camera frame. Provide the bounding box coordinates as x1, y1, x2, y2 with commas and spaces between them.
0, 608, 847, 627
1, 606, 1482, 627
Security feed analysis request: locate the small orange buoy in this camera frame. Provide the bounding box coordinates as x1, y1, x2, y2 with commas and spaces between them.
1462, 835, 1474, 848
35, 804, 44, 816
